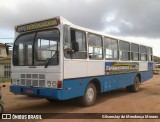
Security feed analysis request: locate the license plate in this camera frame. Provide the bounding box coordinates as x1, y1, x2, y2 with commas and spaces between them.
25, 89, 34, 94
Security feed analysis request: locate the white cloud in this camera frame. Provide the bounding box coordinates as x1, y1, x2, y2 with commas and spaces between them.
105, 11, 117, 23
0, 0, 160, 56
85, 0, 95, 3
120, 19, 133, 29
104, 26, 120, 33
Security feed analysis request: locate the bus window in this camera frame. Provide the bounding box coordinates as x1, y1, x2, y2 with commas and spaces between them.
35, 29, 60, 65
13, 33, 35, 66
28, 45, 32, 65
119, 41, 130, 60
104, 37, 118, 60
69, 29, 87, 59
131, 43, 139, 61
140, 45, 147, 61
88, 34, 103, 60
19, 43, 24, 65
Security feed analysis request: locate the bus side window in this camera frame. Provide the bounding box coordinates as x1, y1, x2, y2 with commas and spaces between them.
140, 45, 147, 61
88, 34, 103, 60
119, 41, 130, 61
70, 29, 87, 59
104, 37, 118, 60
131, 43, 139, 61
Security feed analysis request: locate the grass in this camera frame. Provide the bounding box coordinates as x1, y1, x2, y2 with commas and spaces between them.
0, 78, 11, 83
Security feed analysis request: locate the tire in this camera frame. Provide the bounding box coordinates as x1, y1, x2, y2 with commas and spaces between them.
130, 76, 140, 92
0, 104, 4, 113
80, 83, 97, 107
46, 98, 55, 102
126, 86, 132, 92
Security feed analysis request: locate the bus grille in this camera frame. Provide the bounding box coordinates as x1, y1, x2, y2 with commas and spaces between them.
20, 74, 45, 87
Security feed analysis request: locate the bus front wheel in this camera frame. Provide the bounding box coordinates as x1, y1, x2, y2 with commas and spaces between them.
80, 83, 97, 107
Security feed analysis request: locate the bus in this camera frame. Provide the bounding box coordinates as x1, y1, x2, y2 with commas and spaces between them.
10, 16, 153, 106
154, 63, 160, 74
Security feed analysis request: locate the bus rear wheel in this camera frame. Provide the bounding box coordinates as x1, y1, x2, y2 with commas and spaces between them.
80, 83, 97, 107
126, 76, 140, 92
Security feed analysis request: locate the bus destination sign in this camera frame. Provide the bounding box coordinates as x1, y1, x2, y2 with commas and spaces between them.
17, 19, 58, 33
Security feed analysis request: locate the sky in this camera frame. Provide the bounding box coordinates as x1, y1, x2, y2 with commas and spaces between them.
0, 0, 160, 56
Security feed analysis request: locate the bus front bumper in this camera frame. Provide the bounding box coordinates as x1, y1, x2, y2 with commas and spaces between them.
10, 85, 62, 100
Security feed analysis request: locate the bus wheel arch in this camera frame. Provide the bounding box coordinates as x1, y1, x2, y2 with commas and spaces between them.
79, 78, 101, 107
126, 74, 141, 92
137, 73, 141, 83
89, 78, 101, 93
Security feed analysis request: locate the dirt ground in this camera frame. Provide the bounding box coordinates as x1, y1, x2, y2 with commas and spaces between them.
1, 75, 160, 122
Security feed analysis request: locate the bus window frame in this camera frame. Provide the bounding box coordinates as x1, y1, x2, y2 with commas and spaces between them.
119, 40, 130, 61
13, 28, 60, 66
88, 33, 103, 60
104, 37, 119, 60
64, 27, 87, 59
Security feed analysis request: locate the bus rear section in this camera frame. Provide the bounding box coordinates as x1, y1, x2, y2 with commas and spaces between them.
10, 16, 154, 106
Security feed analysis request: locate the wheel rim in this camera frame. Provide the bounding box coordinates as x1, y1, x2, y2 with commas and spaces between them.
86, 87, 95, 102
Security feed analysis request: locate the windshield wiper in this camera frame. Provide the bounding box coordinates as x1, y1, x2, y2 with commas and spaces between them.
45, 51, 58, 68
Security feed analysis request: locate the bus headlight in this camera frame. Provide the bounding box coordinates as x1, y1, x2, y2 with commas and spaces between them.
52, 81, 57, 88
47, 81, 51, 87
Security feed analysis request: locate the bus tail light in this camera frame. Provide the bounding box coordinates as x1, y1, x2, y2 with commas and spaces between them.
57, 80, 62, 89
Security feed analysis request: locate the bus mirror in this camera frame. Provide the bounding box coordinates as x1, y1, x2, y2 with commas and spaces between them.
64, 44, 72, 52
73, 42, 79, 52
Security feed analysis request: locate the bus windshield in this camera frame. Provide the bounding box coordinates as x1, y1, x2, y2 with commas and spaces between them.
13, 29, 60, 66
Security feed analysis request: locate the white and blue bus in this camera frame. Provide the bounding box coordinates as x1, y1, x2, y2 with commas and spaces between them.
10, 16, 153, 106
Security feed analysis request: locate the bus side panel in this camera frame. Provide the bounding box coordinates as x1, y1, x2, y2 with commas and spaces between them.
61, 78, 90, 100
140, 70, 153, 83
61, 73, 137, 100
61, 76, 109, 100
102, 73, 137, 92
61, 70, 153, 100
117, 73, 136, 88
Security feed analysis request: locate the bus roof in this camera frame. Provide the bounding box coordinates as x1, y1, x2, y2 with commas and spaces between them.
60, 17, 153, 48
16, 16, 152, 48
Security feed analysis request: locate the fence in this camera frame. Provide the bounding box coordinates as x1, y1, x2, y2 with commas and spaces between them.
0, 62, 11, 82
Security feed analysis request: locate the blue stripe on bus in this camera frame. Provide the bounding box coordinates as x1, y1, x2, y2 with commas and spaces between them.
61, 70, 153, 100
10, 70, 153, 100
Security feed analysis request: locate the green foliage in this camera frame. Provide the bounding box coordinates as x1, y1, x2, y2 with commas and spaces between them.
0, 78, 10, 83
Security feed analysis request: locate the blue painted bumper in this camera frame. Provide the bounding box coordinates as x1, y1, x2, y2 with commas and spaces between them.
10, 85, 62, 100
